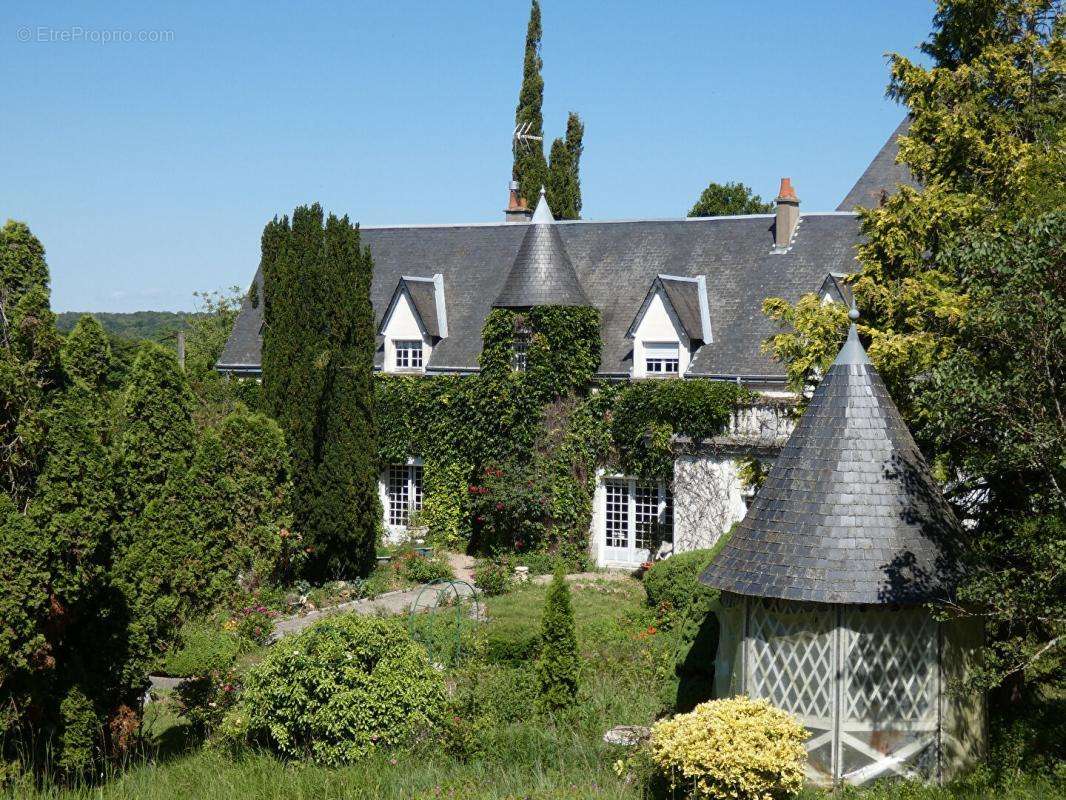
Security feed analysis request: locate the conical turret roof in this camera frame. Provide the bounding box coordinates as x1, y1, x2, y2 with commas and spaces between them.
493, 189, 589, 308
701, 311, 964, 605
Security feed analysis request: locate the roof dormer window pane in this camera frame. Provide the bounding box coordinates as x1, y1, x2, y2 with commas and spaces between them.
395, 340, 423, 370
644, 342, 679, 375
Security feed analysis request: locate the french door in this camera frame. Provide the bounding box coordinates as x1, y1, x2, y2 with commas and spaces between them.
602, 477, 673, 565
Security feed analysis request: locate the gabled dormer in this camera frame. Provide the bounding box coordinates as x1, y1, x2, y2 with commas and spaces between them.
626, 275, 711, 378
378, 273, 448, 373
818, 272, 854, 307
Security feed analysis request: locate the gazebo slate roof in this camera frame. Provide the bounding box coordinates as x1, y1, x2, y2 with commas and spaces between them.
700, 320, 964, 605
493, 191, 590, 309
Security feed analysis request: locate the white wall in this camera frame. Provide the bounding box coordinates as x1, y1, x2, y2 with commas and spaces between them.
381, 291, 431, 372
631, 290, 689, 378
672, 455, 750, 552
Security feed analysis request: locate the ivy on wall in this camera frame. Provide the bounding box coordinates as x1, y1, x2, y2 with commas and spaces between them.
375, 305, 749, 559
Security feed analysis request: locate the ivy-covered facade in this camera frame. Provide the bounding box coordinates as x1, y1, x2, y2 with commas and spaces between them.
220, 136, 909, 566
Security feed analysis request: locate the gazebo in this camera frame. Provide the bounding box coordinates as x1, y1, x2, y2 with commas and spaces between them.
700, 309, 984, 786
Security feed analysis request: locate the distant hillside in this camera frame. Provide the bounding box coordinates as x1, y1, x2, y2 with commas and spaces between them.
56, 311, 205, 342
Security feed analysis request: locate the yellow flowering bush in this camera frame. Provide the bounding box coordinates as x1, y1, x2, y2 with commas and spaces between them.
649, 696, 808, 800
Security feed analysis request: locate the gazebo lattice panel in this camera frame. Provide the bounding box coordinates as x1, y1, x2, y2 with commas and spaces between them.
733, 597, 951, 786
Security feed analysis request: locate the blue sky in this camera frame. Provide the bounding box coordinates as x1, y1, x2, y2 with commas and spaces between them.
1, 1, 934, 313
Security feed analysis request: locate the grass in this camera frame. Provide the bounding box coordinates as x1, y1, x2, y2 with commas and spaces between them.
5, 577, 1063, 800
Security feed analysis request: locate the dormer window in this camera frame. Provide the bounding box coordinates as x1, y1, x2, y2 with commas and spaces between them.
395, 340, 423, 370
644, 342, 680, 376
626, 275, 711, 379
378, 274, 448, 374
512, 324, 531, 372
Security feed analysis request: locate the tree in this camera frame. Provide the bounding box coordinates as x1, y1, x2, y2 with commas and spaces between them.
2, 381, 132, 777
115, 409, 296, 676
184, 287, 243, 379
61, 314, 113, 391
513, 0, 549, 208
760, 0, 1065, 691
688, 182, 772, 218
547, 112, 584, 219
536, 567, 579, 710
921, 211, 1065, 689
261, 205, 380, 578
0, 222, 62, 508
116, 342, 195, 518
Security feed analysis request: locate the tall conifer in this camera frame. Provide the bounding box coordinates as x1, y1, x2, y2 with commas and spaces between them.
261, 205, 380, 578
61, 315, 112, 391
513, 1, 548, 207
536, 567, 579, 710
546, 113, 584, 220
116, 342, 195, 518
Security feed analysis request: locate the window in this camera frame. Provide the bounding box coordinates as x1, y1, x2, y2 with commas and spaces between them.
644, 342, 680, 375
604, 478, 673, 552
386, 463, 423, 526
394, 340, 423, 370
512, 326, 531, 372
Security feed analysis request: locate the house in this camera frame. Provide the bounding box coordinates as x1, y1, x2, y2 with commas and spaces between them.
218, 121, 913, 568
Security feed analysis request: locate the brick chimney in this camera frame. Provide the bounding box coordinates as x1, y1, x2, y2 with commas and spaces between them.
774, 178, 800, 250
504, 180, 532, 222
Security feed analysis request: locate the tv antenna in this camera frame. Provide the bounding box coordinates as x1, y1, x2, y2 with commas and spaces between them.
513, 121, 543, 153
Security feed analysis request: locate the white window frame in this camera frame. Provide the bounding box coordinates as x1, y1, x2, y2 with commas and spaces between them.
394, 339, 424, 371
643, 341, 680, 376
598, 476, 673, 566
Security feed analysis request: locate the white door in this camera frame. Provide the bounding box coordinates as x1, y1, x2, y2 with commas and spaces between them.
601, 478, 672, 567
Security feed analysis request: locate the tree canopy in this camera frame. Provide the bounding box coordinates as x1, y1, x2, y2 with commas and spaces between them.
688, 181, 772, 218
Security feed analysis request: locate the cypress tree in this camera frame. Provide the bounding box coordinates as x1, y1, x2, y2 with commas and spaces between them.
547, 113, 584, 219
61, 314, 112, 391
0, 221, 61, 507
536, 567, 579, 710
513, 0, 548, 207
546, 138, 573, 219
309, 213, 380, 578
116, 342, 195, 518
261, 205, 380, 578
564, 112, 584, 218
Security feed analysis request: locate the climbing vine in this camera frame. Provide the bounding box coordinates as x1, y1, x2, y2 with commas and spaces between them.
375, 306, 749, 560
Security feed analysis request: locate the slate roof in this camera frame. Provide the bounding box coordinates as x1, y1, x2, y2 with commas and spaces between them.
218, 212, 861, 380
377, 275, 447, 339
493, 193, 590, 308
660, 276, 709, 342
700, 319, 965, 605
626, 275, 710, 343
837, 117, 920, 211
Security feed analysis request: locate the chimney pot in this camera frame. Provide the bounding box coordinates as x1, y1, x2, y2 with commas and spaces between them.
504, 180, 532, 222
774, 177, 800, 250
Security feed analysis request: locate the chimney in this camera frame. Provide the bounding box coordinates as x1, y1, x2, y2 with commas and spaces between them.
504, 180, 532, 223
774, 177, 800, 250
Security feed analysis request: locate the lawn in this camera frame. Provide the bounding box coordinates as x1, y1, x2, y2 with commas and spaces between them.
5, 577, 1062, 800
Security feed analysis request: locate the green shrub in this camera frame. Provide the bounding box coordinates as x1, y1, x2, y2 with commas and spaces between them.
228, 604, 277, 645
473, 560, 513, 596
396, 551, 454, 584
649, 697, 808, 800
483, 622, 540, 664
452, 662, 538, 724
163, 622, 243, 737
644, 537, 734, 712
535, 569, 579, 711
238, 614, 445, 765
57, 686, 98, 779
162, 623, 241, 678
643, 548, 720, 620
